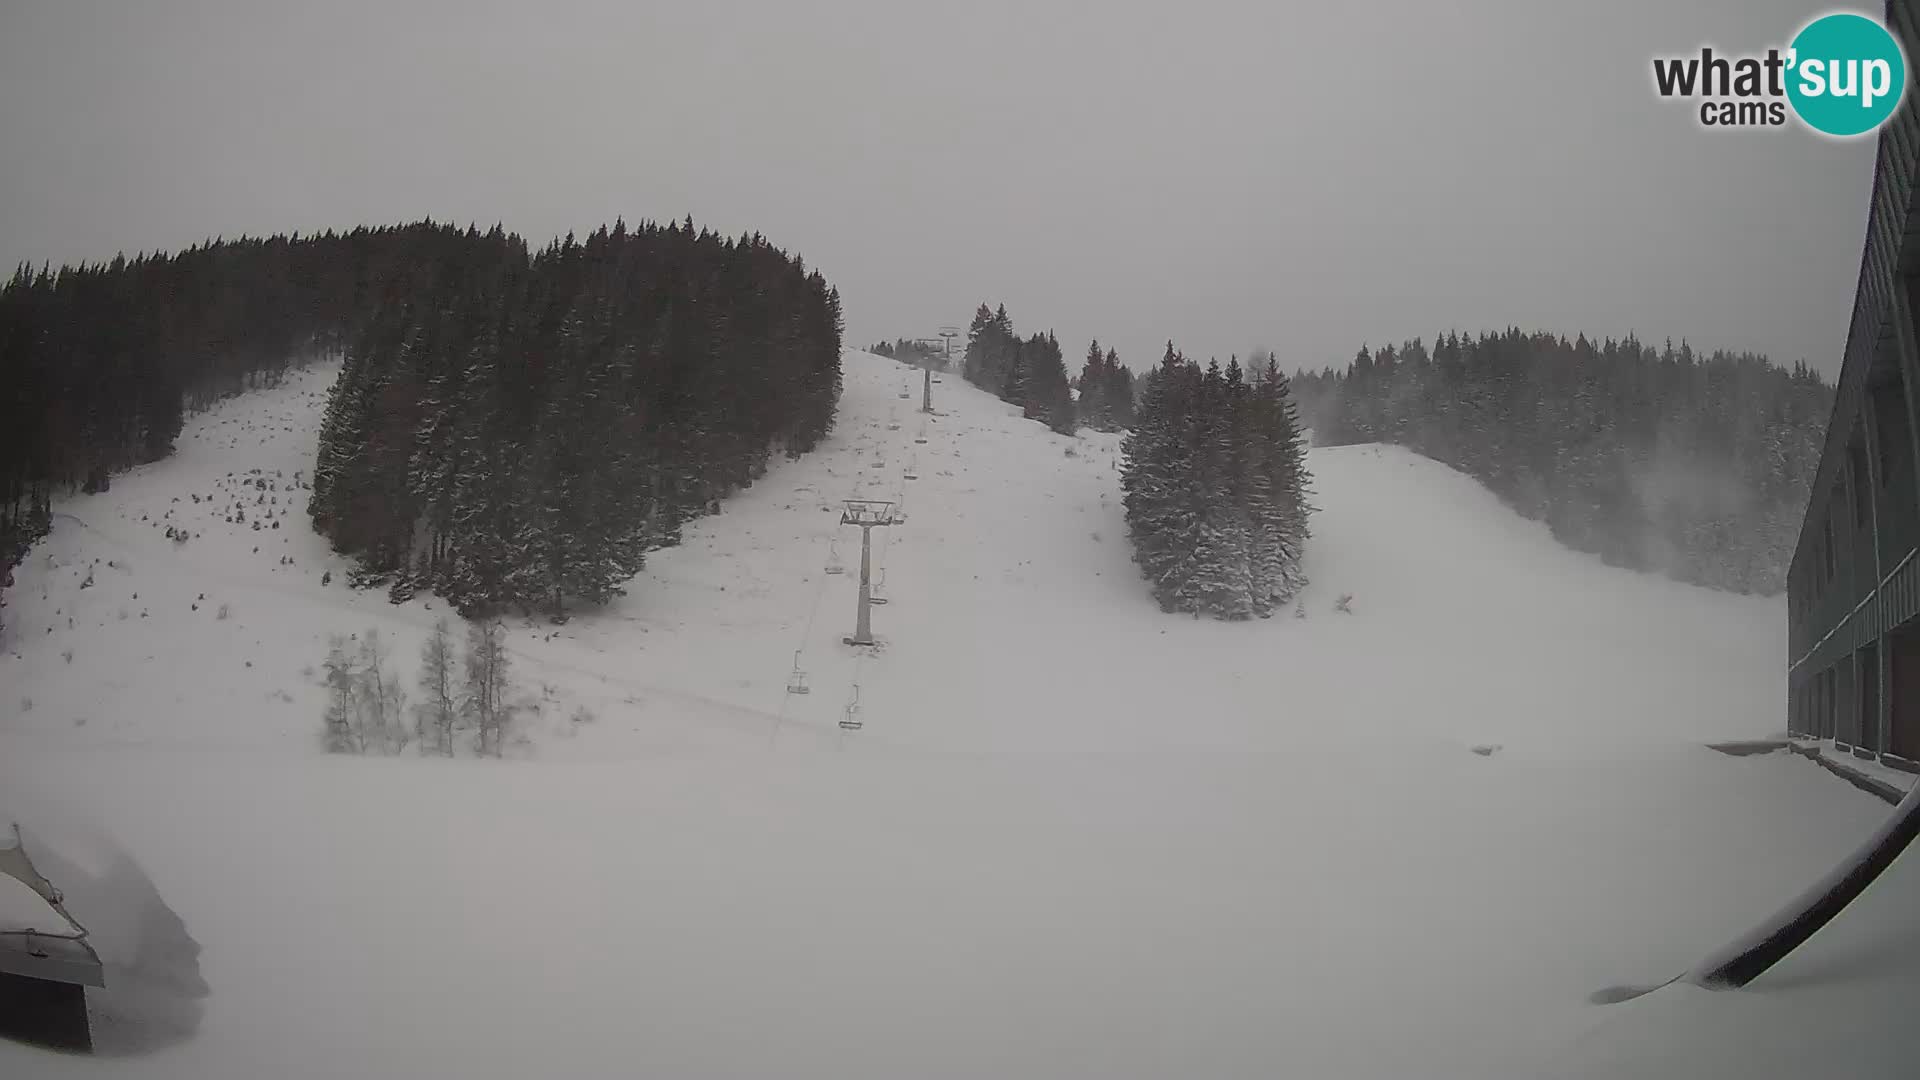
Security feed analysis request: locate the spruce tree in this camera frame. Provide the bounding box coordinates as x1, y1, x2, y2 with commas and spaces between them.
1261, 358, 1312, 604
1180, 360, 1254, 618
1105, 348, 1134, 430
1019, 331, 1075, 434
1078, 341, 1108, 430
1123, 345, 1203, 612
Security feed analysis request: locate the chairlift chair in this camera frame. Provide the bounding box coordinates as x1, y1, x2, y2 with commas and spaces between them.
870, 569, 889, 606
786, 651, 810, 695
840, 685, 864, 731
824, 537, 846, 575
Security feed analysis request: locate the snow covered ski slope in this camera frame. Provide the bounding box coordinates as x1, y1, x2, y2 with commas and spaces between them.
0, 350, 1781, 758
1, 350, 1914, 1077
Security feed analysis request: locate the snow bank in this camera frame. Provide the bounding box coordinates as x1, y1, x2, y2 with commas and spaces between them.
0, 744, 1904, 1078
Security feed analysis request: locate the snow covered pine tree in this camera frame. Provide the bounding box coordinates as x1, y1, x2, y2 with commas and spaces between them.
1121, 344, 1312, 619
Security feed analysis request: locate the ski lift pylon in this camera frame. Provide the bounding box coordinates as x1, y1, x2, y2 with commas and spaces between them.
786, 651, 810, 694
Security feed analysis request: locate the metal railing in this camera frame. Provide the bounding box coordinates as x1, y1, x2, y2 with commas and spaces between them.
1791, 546, 1919, 675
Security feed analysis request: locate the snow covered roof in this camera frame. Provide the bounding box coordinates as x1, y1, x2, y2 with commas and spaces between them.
0, 823, 103, 987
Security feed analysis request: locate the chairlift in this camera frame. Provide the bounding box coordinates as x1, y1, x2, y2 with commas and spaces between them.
898, 392, 911, 400
904, 469, 920, 480
786, 651, 810, 695
914, 436, 928, 445
825, 537, 846, 575
840, 685, 863, 731
870, 569, 889, 606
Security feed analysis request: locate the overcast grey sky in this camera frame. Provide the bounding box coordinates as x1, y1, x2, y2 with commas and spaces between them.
0, 0, 1877, 376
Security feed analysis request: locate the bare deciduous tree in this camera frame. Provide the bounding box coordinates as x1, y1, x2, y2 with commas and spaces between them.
355, 629, 409, 755
321, 628, 409, 755
462, 618, 512, 758
415, 619, 458, 757
321, 635, 359, 753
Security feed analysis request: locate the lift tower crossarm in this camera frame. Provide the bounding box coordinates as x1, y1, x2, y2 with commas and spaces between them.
839, 500, 897, 645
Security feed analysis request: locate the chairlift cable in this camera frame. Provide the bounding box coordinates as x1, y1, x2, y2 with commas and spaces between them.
770, 495, 855, 748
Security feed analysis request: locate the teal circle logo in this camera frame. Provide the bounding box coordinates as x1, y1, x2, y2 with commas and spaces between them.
1787, 13, 1907, 137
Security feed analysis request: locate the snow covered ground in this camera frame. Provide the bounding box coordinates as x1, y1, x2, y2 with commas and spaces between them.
0, 351, 1913, 1077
